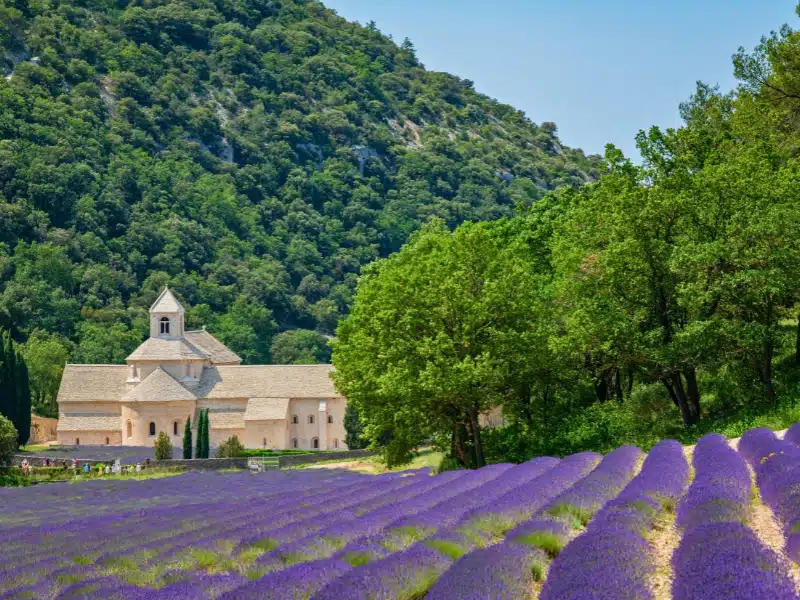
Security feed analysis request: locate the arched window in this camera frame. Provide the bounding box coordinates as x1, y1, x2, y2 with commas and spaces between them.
333, 438, 339, 449
292, 438, 298, 448
105, 437, 110, 445
308, 415, 315, 425
126, 420, 132, 439
159, 317, 170, 335
291, 415, 298, 424
173, 421, 179, 436
327, 415, 333, 424
149, 422, 156, 436
75, 438, 80, 446
312, 437, 319, 449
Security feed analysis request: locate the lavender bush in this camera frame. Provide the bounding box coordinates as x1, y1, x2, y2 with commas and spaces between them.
738, 427, 800, 563
672, 433, 799, 600
538, 439, 688, 600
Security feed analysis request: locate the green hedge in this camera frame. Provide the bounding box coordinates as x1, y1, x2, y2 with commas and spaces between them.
242, 449, 316, 457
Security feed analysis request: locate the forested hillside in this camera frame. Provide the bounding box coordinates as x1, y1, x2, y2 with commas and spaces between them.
0, 0, 599, 413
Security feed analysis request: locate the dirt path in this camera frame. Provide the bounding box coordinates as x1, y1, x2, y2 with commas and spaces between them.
649, 444, 693, 600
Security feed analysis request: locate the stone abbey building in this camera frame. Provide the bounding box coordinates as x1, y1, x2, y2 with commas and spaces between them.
56, 288, 347, 450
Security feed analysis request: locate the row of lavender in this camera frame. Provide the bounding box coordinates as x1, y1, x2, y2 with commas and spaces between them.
740, 425, 800, 565
673, 433, 799, 600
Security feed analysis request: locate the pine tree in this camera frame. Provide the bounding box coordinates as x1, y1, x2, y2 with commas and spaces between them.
195, 410, 203, 459
183, 415, 193, 459
201, 409, 210, 459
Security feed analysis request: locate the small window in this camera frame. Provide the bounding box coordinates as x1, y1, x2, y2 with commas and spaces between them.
291, 415, 298, 424
308, 415, 315, 425
327, 415, 333, 424
160, 317, 170, 335
312, 437, 319, 449
333, 439, 339, 449
149, 422, 156, 436
126, 420, 132, 439
75, 438, 80, 446
105, 437, 110, 445
173, 421, 179, 436
292, 438, 298, 448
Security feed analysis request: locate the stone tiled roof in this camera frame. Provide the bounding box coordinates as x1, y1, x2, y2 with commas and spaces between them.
126, 337, 207, 362
203, 407, 246, 430
244, 398, 290, 421
57, 365, 130, 402
122, 367, 196, 402
195, 365, 339, 399
184, 330, 241, 365
57, 415, 121, 431
150, 287, 184, 313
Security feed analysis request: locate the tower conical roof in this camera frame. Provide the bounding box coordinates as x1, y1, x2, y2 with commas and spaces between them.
150, 287, 184, 313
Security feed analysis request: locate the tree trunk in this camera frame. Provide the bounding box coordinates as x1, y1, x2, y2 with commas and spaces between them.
763, 338, 775, 405
664, 372, 697, 427
594, 377, 608, 403
796, 311, 800, 366
662, 379, 680, 409
683, 367, 700, 422
627, 365, 634, 396
614, 368, 624, 404
451, 420, 470, 467
468, 407, 486, 468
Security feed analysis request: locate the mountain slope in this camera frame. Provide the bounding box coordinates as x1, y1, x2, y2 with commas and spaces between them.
0, 0, 600, 371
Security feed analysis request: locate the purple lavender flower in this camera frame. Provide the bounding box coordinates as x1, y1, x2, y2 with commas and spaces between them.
672, 522, 799, 600
219, 559, 351, 600
676, 433, 751, 531
313, 544, 452, 600
426, 541, 546, 600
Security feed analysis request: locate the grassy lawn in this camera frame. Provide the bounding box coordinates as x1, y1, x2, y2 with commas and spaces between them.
298, 448, 444, 474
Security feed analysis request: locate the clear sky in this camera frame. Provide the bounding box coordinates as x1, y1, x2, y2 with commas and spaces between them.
324, 0, 798, 159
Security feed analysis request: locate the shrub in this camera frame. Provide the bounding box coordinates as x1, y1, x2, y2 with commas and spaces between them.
0, 415, 18, 467
154, 431, 173, 461
217, 435, 245, 458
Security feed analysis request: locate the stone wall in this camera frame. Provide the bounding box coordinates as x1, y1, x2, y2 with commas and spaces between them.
153, 457, 251, 470
30, 415, 59, 444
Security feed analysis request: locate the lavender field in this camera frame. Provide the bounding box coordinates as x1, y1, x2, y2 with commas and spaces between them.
3, 428, 800, 599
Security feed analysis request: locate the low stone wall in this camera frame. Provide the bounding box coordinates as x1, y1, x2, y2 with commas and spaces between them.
153, 458, 251, 470
278, 449, 376, 468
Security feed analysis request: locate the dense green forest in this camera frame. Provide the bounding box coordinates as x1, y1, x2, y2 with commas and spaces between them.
334, 9, 800, 467
0, 0, 600, 416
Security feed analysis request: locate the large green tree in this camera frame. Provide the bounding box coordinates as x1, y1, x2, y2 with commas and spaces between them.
333, 219, 548, 467
21, 330, 70, 417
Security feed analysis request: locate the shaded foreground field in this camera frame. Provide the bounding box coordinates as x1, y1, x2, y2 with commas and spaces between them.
3, 428, 800, 599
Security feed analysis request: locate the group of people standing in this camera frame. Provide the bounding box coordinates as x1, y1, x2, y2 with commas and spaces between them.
18, 457, 146, 477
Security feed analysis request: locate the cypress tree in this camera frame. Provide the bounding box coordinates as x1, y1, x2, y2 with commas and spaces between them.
0, 332, 8, 423
0, 331, 17, 431
15, 351, 30, 448
183, 415, 193, 459
195, 410, 203, 459
201, 409, 210, 459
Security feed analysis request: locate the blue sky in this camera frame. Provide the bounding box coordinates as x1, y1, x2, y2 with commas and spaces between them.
325, 0, 798, 159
